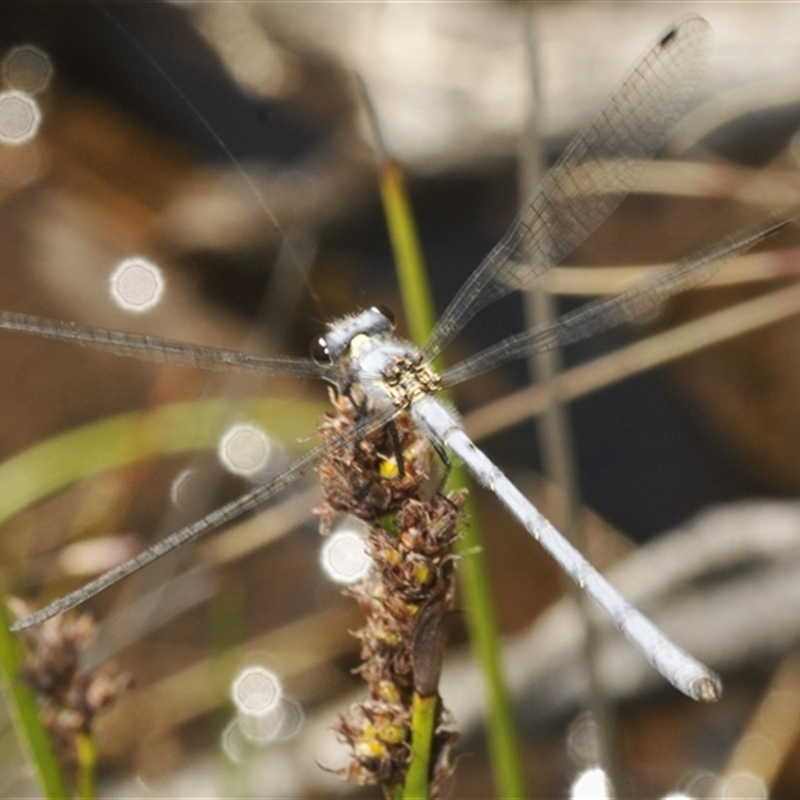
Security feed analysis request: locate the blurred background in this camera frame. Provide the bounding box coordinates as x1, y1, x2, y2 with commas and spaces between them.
1, 1, 800, 797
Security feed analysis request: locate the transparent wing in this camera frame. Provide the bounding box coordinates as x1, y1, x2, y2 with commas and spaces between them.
0, 311, 329, 379
10, 401, 401, 630
423, 14, 713, 360
442, 212, 797, 386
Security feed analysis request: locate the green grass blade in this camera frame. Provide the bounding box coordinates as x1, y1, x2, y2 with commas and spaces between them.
0, 601, 72, 798
0, 395, 323, 529
379, 161, 440, 358
378, 151, 528, 797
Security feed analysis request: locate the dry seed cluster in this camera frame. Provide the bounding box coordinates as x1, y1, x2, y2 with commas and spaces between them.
316, 388, 463, 794
10, 598, 132, 784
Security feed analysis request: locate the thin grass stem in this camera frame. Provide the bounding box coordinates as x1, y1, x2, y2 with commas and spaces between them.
0, 602, 72, 798
376, 126, 528, 797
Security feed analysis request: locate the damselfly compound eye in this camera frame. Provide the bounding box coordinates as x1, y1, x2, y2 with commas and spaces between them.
231, 665, 282, 717
0, 90, 41, 145
371, 305, 395, 326
218, 423, 273, 478
108, 257, 165, 313
2, 45, 53, 95
310, 335, 330, 364
320, 523, 372, 585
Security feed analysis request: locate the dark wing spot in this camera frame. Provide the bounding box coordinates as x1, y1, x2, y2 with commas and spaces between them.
659, 28, 678, 48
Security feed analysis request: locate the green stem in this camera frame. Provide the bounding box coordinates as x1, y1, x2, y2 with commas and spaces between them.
403, 692, 438, 800
0, 602, 73, 798
379, 162, 440, 361
379, 156, 527, 797
75, 734, 96, 800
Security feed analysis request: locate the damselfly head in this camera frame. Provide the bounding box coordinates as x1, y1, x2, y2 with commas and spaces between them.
312, 305, 396, 364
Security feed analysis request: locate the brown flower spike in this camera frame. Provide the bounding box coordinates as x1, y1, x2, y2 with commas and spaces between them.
316, 387, 463, 797
9, 598, 132, 785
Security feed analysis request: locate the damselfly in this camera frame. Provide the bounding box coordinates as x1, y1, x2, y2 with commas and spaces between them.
5, 13, 796, 703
